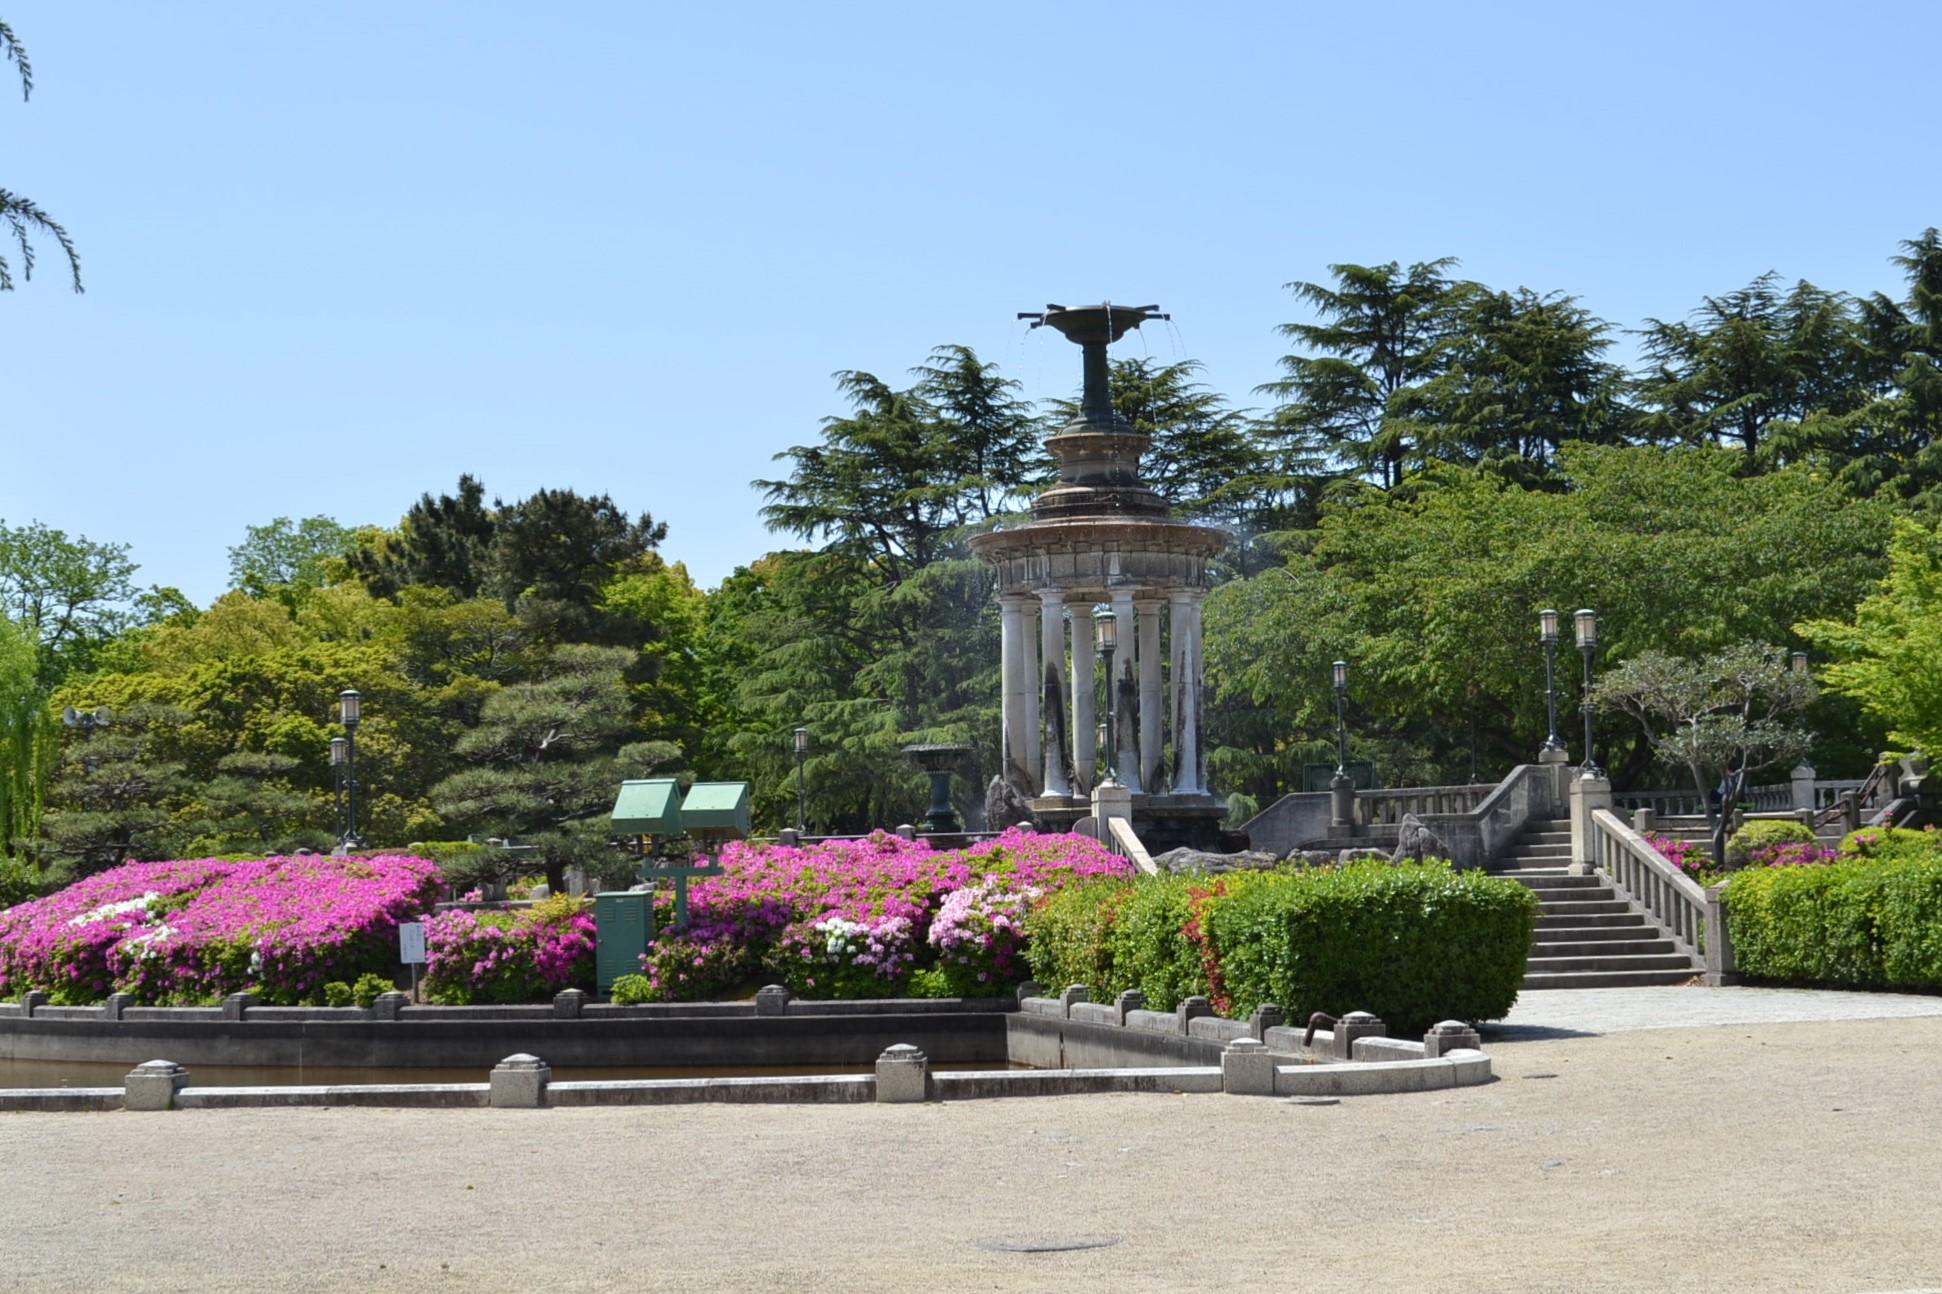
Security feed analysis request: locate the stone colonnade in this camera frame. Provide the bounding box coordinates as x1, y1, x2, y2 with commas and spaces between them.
999, 590, 1205, 799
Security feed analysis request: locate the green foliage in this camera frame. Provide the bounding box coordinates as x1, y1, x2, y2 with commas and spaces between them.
350, 971, 395, 1007
227, 516, 356, 598
1838, 826, 1935, 861
1801, 519, 1942, 758
0, 519, 139, 683
1022, 875, 1208, 1011
0, 614, 50, 859
1189, 862, 1536, 1033
0, 21, 82, 293
1725, 819, 1817, 869
321, 980, 355, 1007
608, 973, 654, 1005
1724, 838, 1942, 988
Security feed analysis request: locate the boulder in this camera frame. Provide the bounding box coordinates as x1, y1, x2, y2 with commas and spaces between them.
1389, 812, 1450, 864
983, 774, 1035, 832
1154, 848, 1278, 876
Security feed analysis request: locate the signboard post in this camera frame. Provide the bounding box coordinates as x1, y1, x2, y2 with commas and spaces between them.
398, 921, 426, 1001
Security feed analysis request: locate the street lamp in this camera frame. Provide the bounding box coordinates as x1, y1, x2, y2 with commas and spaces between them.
1094, 609, 1120, 788
1539, 609, 1564, 757
1330, 660, 1354, 829
330, 736, 349, 844
337, 688, 365, 851
1574, 610, 1601, 779
1791, 651, 1809, 675
793, 726, 809, 835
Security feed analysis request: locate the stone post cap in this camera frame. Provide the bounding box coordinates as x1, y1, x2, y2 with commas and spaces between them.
1427, 1020, 1474, 1035
493, 1054, 550, 1071
1340, 1011, 1381, 1025
128, 1059, 187, 1076
1015, 980, 1043, 1006
878, 1044, 927, 1063
1223, 1037, 1266, 1053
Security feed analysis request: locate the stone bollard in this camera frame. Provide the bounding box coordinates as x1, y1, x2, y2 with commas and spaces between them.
1334, 1010, 1386, 1060
1632, 806, 1655, 835
1015, 981, 1043, 1008
1176, 995, 1213, 1035
1422, 1020, 1482, 1059
1248, 1003, 1285, 1041
101, 992, 133, 1022
220, 992, 257, 1021
124, 1060, 190, 1111
875, 1044, 928, 1103
1221, 1038, 1275, 1096
895, 824, 917, 841
1058, 984, 1090, 1017
489, 1054, 551, 1108
18, 990, 47, 1018
1114, 989, 1146, 1025
552, 988, 587, 1019
371, 991, 410, 1021
777, 828, 800, 847
755, 984, 792, 1017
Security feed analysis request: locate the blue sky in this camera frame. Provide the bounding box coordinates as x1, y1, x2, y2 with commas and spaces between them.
3, 2, 1938, 604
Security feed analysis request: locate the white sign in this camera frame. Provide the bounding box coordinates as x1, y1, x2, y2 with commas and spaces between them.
398, 922, 427, 965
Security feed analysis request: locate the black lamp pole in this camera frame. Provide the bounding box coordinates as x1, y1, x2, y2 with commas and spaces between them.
793, 726, 809, 835
1332, 659, 1349, 776
1539, 609, 1564, 756
1574, 611, 1601, 778
330, 736, 348, 844
338, 688, 365, 850
1094, 610, 1120, 788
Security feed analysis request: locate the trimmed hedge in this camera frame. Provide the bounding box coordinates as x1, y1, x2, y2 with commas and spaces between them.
1725, 819, 1815, 869
1024, 861, 1537, 1032
1725, 851, 1942, 989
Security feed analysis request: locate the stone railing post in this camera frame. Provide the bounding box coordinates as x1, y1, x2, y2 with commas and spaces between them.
1057, 984, 1090, 1017
1704, 884, 1738, 986
552, 988, 586, 1019
1175, 995, 1213, 1035
1790, 762, 1817, 813
489, 1054, 551, 1108
1221, 1038, 1274, 1095
755, 984, 792, 1016
875, 1044, 929, 1103
1569, 775, 1612, 875
124, 1060, 190, 1111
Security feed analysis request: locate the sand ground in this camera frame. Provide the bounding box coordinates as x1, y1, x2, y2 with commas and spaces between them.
4, 1004, 1942, 1293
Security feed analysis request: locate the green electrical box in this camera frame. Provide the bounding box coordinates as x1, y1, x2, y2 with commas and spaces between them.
594, 891, 654, 993
611, 778, 683, 836
680, 781, 751, 838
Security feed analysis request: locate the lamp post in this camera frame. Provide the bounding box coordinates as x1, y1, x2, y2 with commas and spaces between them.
330, 736, 348, 844
1791, 650, 1809, 676
793, 726, 809, 835
1539, 609, 1564, 758
1574, 611, 1601, 779
1094, 609, 1120, 788
1330, 660, 1355, 830
338, 688, 365, 851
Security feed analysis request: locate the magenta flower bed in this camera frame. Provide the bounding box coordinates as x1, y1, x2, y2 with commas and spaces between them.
639, 828, 1131, 1000
0, 854, 443, 1006
420, 897, 596, 1005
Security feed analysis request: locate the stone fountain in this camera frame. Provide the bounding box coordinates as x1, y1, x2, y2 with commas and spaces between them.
968, 304, 1227, 849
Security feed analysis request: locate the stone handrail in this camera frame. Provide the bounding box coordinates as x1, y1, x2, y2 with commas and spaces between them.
1356, 783, 1495, 824
1590, 808, 1714, 970
1105, 816, 1160, 876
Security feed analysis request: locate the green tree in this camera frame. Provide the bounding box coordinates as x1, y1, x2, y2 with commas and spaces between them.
1798, 518, 1942, 757
0, 519, 139, 682
1260, 258, 1459, 489
0, 22, 80, 293
0, 613, 50, 860
227, 516, 356, 598
1635, 273, 1870, 459
33, 702, 193, 877
1592, 642, 1817, 831
432, 643, 677, 892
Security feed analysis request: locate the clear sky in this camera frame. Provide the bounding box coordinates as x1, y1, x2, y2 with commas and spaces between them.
3, 2, 1939, 605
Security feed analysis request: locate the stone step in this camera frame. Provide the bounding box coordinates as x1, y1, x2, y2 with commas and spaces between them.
1534, 911, 1650, 931
1506, 874, 1603, 891
1536, 897, 1628, 916
1514, 832, 1572, 846
1526, 952, 1698, 973
1533, 938, 1679, 958
1534, 922, 1661, 942
1520, 968, 1701, 990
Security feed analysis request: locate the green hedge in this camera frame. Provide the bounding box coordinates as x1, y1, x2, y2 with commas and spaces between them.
1024, 861, 1537, 1032
1726, 851, 1942, 989
1725, 819, 1815, 868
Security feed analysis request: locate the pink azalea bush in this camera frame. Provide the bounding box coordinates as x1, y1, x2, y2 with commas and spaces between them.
419, 894, 595, 1004
0, 854, 442, 1006
637, 828, 1130, 1001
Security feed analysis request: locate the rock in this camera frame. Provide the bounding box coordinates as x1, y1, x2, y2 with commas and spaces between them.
984, 774, 1035, 832
1154, 848, 1278, 876
1337, 847, 1390, 864
1282, 849, 1337, 868
1389, 813, 1450, 864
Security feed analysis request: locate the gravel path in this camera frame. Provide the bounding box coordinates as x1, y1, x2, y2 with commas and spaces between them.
1495, 983, 1942, 1037
5, 1005, 1942, 1292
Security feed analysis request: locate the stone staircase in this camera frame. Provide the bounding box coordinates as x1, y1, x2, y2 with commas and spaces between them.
1489, 818, 1702, 990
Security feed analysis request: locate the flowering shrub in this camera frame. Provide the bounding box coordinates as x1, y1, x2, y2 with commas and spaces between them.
420, 894, 595, 1004
634, 829, 1129, 1001
1648, 834, 1717, 883
0, 854, 442, 1005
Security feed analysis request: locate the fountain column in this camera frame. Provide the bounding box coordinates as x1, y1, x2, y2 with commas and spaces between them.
1022, 600, 1040, 790
1110, 587, 1142, 792
1070, 603, 1096, 792
1037, 589, 1070, 797
1169, 590, 1205, 795
1137, 597, 1163, 794
999, 594, 1032, 792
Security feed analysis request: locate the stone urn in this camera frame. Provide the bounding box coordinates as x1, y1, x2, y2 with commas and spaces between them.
901, 743, 971, 833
